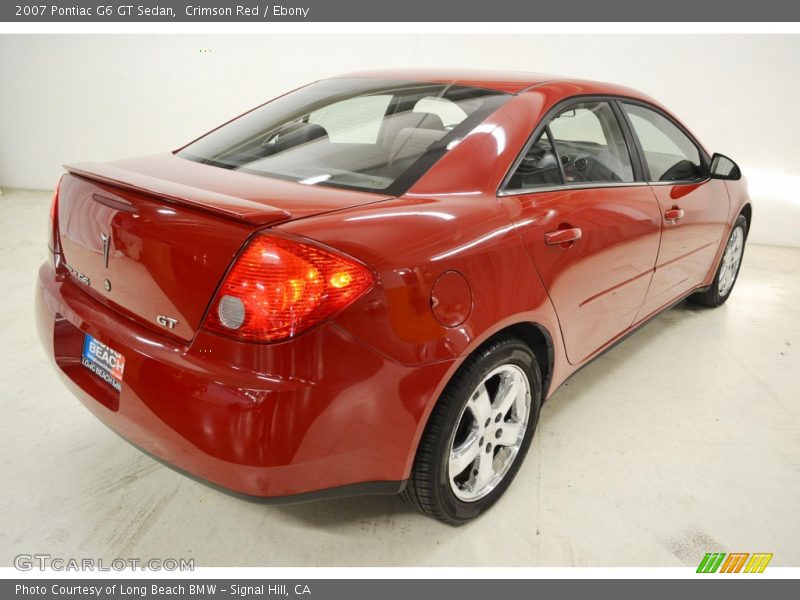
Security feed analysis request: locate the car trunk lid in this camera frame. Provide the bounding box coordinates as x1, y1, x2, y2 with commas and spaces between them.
57, 154, 391, 342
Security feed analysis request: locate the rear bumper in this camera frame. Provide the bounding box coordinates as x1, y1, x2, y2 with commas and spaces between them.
36, 262, 453, 499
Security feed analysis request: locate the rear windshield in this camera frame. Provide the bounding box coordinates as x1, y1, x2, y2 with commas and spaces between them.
177, 79, 509, 195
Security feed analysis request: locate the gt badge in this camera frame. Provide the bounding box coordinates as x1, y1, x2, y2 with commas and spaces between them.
156, 315, 179, 329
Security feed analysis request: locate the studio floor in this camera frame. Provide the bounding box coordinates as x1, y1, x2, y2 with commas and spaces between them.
1, 188, 798, 567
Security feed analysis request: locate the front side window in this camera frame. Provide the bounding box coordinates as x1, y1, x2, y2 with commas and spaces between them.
177, 79, 508, 194
622, 103, 703, 182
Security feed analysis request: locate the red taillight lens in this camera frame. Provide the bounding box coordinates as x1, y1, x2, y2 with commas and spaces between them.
49, 189, 57, 222
49, 178, 62, 260
203, 233, 375, 342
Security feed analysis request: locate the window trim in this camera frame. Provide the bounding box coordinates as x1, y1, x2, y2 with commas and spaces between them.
498, 94, 710, 197
545, 126, 566, 185
499, 181, 650, 197
610, 100, 646, 181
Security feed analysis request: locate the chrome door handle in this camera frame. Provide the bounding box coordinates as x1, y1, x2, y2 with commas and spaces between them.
544, 227, 582, 246
664, 208, 685, 221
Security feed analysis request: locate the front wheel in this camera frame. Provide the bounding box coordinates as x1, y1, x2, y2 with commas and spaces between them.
690, 214, 747, 307
403, 336, 542, 525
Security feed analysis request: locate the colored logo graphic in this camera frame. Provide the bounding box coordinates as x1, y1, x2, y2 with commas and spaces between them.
697, 553, 773, 573
83, 335, 125, 381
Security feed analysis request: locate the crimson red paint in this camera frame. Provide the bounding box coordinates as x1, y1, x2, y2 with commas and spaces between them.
36, 70, 751, 502
430, 271, 472, 328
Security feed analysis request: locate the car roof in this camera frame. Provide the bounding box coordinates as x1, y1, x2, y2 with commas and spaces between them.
331, 68, 654, 100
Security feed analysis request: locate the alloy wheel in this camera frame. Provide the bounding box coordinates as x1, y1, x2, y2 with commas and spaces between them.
448, 364, 531, 502
718, 225, 744, 296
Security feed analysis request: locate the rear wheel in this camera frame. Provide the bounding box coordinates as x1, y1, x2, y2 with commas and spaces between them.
403, 336, 542, 525
690, 214, 747, 307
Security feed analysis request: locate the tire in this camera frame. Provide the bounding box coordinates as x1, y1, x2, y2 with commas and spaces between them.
690, 214, 748, 308
403, 335, 542, 525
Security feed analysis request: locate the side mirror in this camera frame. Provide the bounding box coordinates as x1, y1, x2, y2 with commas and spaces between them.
709, 153, 741, 180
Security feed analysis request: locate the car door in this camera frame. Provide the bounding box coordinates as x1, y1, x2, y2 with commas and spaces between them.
498, 99, 662, 365
620, 102, 730, 320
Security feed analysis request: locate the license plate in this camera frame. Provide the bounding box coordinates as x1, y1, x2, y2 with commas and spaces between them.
81, 334, 125, 392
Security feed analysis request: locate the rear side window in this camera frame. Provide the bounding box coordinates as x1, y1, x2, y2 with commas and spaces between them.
622, 103, 703, 182
506, 100, 634, 192
549, 102, 634, 185
506, 129, 562, 190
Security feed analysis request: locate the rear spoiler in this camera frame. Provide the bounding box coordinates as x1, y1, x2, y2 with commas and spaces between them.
64, 162, 291, 226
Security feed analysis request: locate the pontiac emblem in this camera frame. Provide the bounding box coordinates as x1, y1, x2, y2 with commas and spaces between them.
100, 232, 110, 268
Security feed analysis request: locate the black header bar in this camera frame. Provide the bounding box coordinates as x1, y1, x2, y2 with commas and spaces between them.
3, 0, 800, 22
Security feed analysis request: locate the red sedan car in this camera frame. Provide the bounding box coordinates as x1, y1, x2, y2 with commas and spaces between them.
36, 69, 750, 524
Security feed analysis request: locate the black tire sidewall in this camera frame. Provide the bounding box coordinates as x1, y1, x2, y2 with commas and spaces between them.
431, 340, 542, 523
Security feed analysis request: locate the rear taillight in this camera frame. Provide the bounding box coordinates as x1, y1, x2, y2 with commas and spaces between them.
49, 178, 63, 266
202, 233, 375, 342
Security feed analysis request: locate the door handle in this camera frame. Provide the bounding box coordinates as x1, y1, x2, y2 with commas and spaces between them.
664, 208, 685, 221
544, 227, 582, 246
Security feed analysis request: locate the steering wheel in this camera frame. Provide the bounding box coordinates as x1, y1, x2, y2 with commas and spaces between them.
518, 147, 558, 174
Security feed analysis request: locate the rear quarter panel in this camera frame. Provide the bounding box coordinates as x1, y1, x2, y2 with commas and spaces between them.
279, 193, 561, 367
278, 91, 569, 391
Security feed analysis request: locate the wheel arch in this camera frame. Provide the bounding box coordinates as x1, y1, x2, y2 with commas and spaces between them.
403, 318, 557, 493
740, 203, 752, 238
479, 322, 555, 400
408, 318, 556, 469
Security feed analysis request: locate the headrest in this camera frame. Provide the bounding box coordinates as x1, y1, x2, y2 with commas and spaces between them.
389, 127, 446, 164
273, 122, 329, 153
